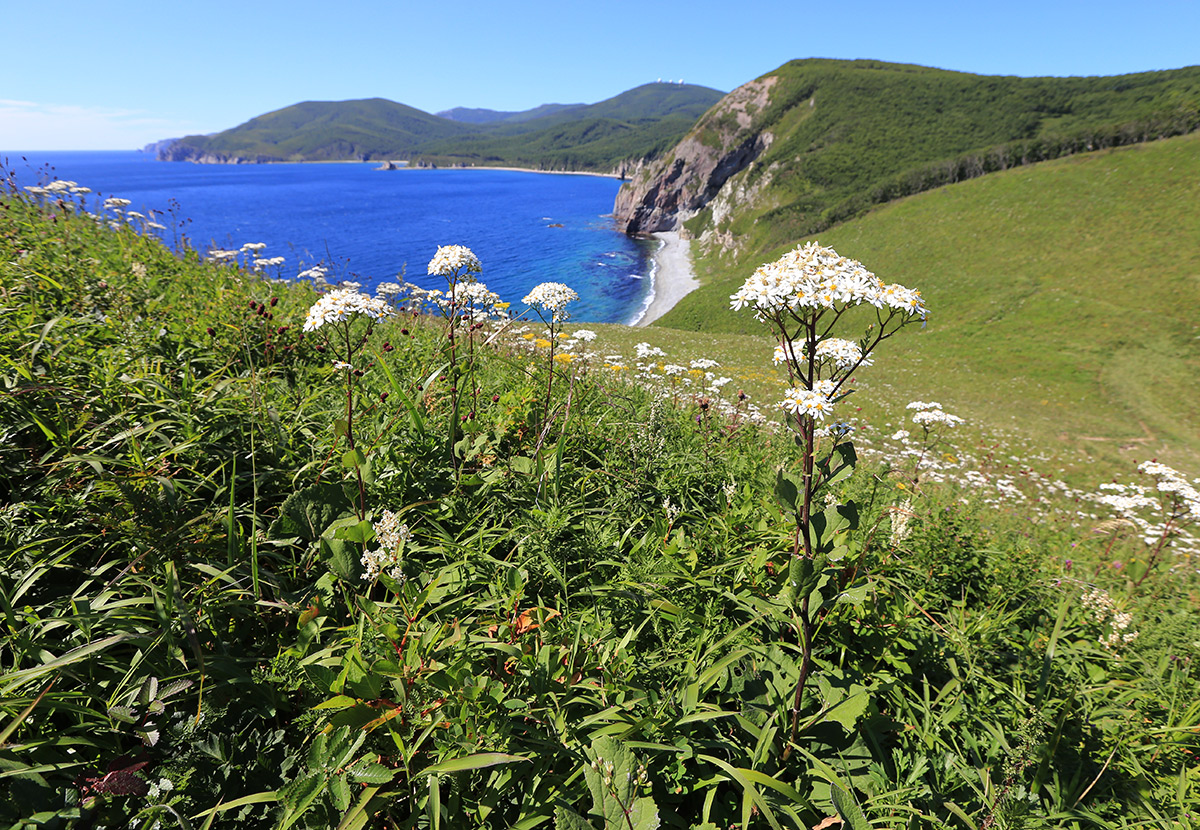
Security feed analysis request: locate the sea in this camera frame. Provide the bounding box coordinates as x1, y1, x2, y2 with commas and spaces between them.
4, 151, 657, 325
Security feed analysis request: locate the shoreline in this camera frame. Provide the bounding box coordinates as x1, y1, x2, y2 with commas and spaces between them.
629, 231, 699, 327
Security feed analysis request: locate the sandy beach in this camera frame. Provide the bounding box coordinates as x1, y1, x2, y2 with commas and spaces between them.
633, 231, 699, 326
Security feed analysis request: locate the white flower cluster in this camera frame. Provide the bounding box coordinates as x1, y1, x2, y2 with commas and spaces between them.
104, 197, 132, 209
523, 282, 579, 322
773, 337, 871, 370
26, 180, 91, 196
730, 242, 927, 320
635, 342, 666, 359
781, 382, 835, 421
572, 329, 598, 342
428, 244, 482, 277
298, 264, 329, 282
362, 510, 411, 581
908, 401, 964, 428
303, 287, 394, 332
1081, 587, 1139, 650
1138, 461, 1200, 522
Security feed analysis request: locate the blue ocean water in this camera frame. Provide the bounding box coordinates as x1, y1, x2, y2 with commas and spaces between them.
4, 151, 656, 324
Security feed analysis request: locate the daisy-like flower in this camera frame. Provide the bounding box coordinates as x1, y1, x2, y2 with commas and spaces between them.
428, 244, 482, 278
780, 387, 834, 421
523, 282, 579, 322
731, 241, 927, 321
303, 287, 394, 332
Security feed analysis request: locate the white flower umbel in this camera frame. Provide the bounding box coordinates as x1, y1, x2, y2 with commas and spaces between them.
428, 244, 482, 278
523, 282, 579, 324
362, 510, 411, 582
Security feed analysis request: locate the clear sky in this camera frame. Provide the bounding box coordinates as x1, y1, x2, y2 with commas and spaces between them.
3, 0, 1198, 150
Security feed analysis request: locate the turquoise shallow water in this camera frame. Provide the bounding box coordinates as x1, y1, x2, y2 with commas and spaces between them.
5, 151, 655, 324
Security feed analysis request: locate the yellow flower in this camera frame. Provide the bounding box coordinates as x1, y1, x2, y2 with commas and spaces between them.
554, 353, 574, 364
522, 333, 535, 340
534, 338, 552, 349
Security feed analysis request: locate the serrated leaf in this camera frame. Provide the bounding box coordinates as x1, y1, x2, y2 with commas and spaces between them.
278, 775, 326, 830
349, 761, 394, 785
553, 805, 595, 830
107, 705, 137, 724
269, 482, 353, 543
329, 773, 352, 812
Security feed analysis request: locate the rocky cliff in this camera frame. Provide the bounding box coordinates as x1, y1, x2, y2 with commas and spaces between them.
613, 76, 777, 237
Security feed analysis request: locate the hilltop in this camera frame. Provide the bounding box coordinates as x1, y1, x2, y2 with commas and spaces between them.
616, 59, 1200, 270
158, 83, 724, 172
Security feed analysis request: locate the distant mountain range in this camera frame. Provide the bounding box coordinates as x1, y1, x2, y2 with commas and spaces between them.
156, 83, 725, 172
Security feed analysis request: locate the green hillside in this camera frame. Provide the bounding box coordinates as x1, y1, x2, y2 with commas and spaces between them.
617, 59, 1200, 266
161, 98, 472, 162
657, 132, 1200, 474
160, 83, 724, 170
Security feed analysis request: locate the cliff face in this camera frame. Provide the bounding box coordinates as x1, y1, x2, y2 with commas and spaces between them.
156, 141, 281, 164
613, 76, 777, 235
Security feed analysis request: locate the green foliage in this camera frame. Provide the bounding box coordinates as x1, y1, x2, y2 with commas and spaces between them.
2, 178, 1199, 830
163, 83, 724, 171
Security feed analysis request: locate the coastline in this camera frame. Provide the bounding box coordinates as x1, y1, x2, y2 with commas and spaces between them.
630, 231, 699, 327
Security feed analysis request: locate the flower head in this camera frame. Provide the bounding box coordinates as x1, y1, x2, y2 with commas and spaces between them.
731, 242, 927, 321
523, 282, 579, 323
428, 245, 482, 277
303, 287, 394, 332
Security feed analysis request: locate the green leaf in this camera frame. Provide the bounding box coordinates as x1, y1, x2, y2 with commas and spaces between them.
831, 783, 870, 830
349, 761, 394, 785
554, 806, 595, 830
342, 448, 367, 470
415, 753, 528, 777
269, 482, 354, 543
774, 469, 800, 514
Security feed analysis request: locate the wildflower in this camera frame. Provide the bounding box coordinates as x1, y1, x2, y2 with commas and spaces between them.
780, 387, 834, 421
523, 282, 579, 322
730, 241, 927, 321
362, 510, 411, 581
428, 244, 482, 277
572, 329, 598, 342
303, 288, 394, 332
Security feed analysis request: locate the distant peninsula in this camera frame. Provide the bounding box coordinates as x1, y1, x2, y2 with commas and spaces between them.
155, 83, 725, 174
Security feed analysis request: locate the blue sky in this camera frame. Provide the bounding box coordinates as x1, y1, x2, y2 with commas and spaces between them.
3, 0, 1197, 150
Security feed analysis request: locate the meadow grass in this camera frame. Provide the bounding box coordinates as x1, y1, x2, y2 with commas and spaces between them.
4, 168, 1200, 829
657, 132, 1200, 481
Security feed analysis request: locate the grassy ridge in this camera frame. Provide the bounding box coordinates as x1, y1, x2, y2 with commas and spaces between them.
645, 59, 1200, 262
659, 132, 1200, 476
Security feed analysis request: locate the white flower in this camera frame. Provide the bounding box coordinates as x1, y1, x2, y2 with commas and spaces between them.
780, 387, 834, 421
363, 510, 411, 581
240, 242, 267, 253
730, 241, 927, 321
572, 329, 598, 342
523, 282, 579, 322
909, 401, 964, 428
634, 342, 666, 359
428, 244, 482, 277
303, 288, 394, 332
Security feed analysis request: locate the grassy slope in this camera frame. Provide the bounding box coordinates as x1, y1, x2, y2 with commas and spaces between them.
668, 59, 1200, 262
651, 133, 1200, 477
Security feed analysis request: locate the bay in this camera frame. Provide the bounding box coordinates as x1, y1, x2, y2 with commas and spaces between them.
4, 151, 655, 324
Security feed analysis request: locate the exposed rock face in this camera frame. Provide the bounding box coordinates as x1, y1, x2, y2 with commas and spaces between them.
614, 76, 777, 234
156, 141, 280, 164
